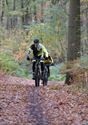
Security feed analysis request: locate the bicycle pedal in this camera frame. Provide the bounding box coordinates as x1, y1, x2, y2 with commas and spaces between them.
32, 77, 35, 80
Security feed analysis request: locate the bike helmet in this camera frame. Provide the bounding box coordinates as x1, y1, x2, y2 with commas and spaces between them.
34, 38, 39, 43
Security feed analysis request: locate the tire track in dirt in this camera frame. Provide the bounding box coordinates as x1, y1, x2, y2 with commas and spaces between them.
27, 86, 51, 125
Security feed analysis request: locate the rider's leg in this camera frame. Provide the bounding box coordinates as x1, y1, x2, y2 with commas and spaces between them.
32, 60, 36, 79
47, 65, 50, 77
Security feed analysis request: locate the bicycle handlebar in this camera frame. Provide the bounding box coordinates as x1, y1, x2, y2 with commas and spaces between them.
29, 58, 54, 66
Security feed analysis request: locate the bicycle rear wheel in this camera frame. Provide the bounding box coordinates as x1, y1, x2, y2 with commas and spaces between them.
43, 66, 48, 86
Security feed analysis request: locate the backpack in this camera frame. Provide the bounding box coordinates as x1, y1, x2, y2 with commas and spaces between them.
44, 55, 53, 64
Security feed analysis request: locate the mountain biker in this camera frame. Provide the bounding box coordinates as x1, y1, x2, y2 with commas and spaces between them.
26, 38, 53, 79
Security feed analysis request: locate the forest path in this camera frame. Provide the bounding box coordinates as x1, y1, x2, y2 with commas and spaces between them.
0, 73, 88, 125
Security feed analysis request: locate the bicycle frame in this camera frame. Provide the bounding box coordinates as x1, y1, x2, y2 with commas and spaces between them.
32, 58, 49, 87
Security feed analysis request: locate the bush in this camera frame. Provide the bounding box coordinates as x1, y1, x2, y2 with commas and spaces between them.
49, 64, 65, 81
0, 51, 30, 77
0, 52, 19, 74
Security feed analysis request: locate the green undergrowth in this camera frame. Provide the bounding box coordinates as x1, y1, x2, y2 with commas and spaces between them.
0, 51, 65, 81
0, 51, 29, 78
49, 64, 66, 81
0, 51, 18, 74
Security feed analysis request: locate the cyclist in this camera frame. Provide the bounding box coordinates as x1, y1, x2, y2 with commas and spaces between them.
26, 38, 53, 79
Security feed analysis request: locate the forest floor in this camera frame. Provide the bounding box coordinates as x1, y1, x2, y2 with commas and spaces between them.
0, 72, 88, 125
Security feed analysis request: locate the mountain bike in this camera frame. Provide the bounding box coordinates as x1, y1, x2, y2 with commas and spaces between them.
34, 59, 49, 87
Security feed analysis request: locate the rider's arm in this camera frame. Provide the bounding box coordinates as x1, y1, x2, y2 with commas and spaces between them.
42, 45, 48, 57
28, 44, 34, 55
28, 47, 32, 55
26, 45, 33, 60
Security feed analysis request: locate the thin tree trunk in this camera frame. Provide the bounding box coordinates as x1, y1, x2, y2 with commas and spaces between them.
40, 0, 44, 23
24, 7, 29, 25
85, 7, 88, 53
12, 0, 17, 28
1, 0, 4, 26
6, 0, 10, 29
33, 0, 37, 23
21, 0, 25, 26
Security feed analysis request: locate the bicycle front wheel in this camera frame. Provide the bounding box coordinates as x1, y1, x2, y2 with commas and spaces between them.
35, 69, 40, 87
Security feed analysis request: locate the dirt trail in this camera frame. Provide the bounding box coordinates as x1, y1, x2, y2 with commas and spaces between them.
0, 74, 88, 125
27, 87, 50, 125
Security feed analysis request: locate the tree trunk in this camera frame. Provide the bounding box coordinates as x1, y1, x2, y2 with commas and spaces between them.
21, 0, 25, 26
65, 0, 81, 84
33, 0, 37, 23
1, 0, 5, 26
85, 7, 88, 53
6, 0, 11, 29
40, 0, 44, 23
12, 0, 17, 28
67, 0, 81, 61
24, 7, 29, 25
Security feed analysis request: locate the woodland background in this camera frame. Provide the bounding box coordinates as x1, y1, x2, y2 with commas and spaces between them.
0, 0, 88, 83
